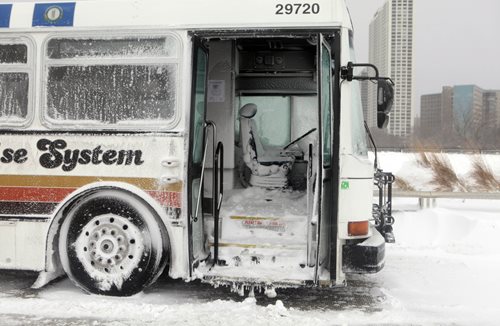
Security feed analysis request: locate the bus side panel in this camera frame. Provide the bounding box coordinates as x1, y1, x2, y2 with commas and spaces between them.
337, 177, 373, 239
0, 220, 49, 271
338, 155, 374, 239
0, 133, 186, 273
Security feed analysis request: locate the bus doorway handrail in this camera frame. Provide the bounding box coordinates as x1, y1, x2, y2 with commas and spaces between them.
192, 120, 224, 266
193, 121, 216, 222
213, 141, 224, 265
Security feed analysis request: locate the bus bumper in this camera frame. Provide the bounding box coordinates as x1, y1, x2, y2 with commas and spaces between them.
342, 226, 385, 274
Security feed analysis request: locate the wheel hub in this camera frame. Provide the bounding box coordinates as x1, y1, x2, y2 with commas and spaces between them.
100, 240, 114, 253
75, 214, 144, 277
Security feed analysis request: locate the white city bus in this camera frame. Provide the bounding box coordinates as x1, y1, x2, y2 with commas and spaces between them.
0, 0, 394, 296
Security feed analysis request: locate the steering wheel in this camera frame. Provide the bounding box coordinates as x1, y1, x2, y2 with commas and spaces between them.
283, 128, 317, 150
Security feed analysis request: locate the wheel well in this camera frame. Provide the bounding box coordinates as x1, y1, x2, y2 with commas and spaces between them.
45, 184, 172, 278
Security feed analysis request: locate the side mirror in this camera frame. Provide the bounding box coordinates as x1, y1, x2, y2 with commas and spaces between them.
377, 112, 389, 129
339, 62, 395, 129
377, 79, 394, 129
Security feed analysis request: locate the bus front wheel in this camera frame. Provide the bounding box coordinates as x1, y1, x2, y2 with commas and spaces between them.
58, 189, 168, 296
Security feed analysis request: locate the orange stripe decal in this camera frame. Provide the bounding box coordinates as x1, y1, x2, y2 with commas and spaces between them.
0, 175, 183, 208
0, 175, 182, 192
0, 186, 182, 208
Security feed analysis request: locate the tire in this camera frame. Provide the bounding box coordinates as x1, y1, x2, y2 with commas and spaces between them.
59, 188, 168, 296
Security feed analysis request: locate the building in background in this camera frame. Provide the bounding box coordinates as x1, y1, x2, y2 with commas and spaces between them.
483, 90, 500, 129
368, 0, 414, 137
441, 86, 454, 135
359, 68, 369, 122
420, 86, 454, 138
452, 85, 483, 137
420, 85, 500, 145
420, 93, 442, 137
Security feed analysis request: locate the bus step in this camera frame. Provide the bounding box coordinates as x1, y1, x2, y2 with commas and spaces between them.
200, 252, 314, 284
220, 215, 306, 239
208, 241, 306, 267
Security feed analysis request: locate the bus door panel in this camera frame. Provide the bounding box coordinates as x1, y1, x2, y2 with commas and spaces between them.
315, 34, 335, 282
189, 39, 209, 264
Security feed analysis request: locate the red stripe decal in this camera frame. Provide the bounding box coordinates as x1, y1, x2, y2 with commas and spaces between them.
0, 187, 74, 203
147, 191, 182, 208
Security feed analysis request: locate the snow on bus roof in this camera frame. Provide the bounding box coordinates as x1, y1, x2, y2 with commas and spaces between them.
1, 0, 352, 30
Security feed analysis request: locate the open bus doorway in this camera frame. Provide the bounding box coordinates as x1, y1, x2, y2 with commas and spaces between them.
190, 34, 334, 285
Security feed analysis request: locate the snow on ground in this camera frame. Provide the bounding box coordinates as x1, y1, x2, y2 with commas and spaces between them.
373, 151, 500, 191
0, 151, 499, 325
1, 197, 500, 325
373, 198, 500, 324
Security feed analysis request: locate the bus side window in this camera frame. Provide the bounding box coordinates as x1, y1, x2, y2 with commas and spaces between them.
192, 48, 207, 164
351, 79, 368, 156
321, 44, 332, 167
0, 40, 32, 127
237, 96, 291, 148
349, 42, 368, 156
43, 34, 181, 130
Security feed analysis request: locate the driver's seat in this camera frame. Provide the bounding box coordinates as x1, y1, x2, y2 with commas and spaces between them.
239, 103, 297, 188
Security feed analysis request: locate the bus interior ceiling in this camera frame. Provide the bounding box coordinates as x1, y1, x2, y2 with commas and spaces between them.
201, 36, 320, 280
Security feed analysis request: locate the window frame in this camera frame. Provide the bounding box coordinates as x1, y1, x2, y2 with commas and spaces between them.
41, 31, 182, 131
320, 42, 332, 168
0, 35, 35, 129
236, 95, 292, 148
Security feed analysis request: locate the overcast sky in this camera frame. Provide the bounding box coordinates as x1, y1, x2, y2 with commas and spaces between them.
346, 0, 500, 107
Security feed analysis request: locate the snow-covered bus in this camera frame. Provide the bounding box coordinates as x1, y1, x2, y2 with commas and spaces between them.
0, 0, 394, 296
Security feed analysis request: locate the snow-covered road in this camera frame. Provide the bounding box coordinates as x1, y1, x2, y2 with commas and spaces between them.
1, 198, 500, 325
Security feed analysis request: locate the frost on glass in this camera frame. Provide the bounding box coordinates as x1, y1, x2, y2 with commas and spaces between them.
46, 65, 176, 124
351, 80, 368, 156
0, 44, 27, 64
47, 37, 177, 59
0, 43, 29, 121
0, 73, 29, 120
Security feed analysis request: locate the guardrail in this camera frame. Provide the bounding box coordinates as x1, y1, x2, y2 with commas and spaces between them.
371, 148, 500, 154
375, 190, 500, 209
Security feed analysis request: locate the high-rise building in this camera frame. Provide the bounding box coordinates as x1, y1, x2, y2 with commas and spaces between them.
368, 0, 414, 136
359, 68, 369, 122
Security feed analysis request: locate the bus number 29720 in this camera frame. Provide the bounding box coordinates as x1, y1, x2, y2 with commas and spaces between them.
275, 3, 320, 15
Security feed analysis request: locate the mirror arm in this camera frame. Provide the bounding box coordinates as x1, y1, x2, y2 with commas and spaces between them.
340, 61, 394, 84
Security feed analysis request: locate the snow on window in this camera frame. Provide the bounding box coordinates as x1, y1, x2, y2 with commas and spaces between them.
0, 42, 30, 124
47, 65, 176, 123
0, 73, 29, 119
47, 37, 177, 59
45, 35, 179, 128
0, 44, 27, 64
